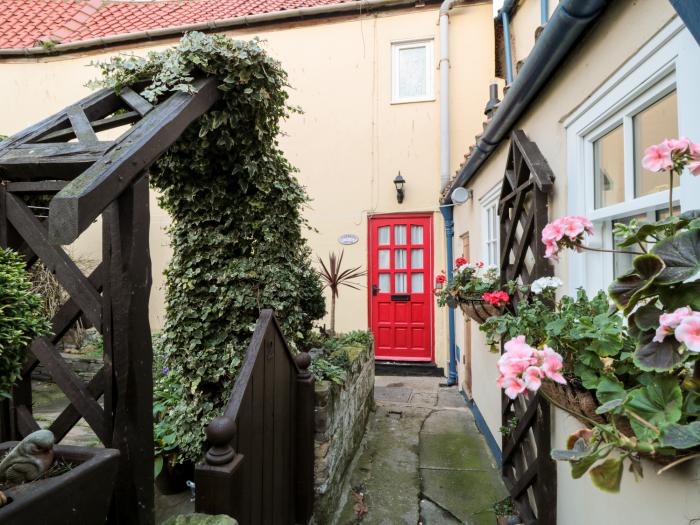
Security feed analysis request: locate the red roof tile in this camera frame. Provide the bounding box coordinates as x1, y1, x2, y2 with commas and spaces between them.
0, 0, 359, 49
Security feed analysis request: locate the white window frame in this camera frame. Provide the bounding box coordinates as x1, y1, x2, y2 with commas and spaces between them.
479, 184, 501, 267
391, 39, 435, 104
564, 17, 700, 294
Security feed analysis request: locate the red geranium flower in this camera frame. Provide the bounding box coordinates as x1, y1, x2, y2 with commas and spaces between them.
482, 290, 510, 306
455, 257, 468, 267
436, 275, 446, 284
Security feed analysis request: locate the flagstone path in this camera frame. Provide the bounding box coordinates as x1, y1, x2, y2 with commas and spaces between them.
332, 376, 507, 525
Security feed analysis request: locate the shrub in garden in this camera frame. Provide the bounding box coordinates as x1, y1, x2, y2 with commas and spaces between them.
0, 248, 50, 399
91, 32, 325, 463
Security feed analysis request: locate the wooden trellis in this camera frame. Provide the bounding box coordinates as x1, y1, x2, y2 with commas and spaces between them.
498, 130, 556, 525
0, 78, 220, 524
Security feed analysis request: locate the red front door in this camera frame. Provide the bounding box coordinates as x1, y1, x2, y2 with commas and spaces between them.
368, 214, 433, 362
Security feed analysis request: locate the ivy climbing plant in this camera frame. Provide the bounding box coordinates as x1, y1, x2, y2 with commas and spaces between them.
91, 32, 326, 463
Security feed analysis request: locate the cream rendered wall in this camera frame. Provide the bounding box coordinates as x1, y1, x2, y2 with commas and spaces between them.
453, 0, 700, 522
0, 2, 494, 370
509, 0, 559, 69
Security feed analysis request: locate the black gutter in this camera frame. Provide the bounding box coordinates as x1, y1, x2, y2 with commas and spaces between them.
442, 0, 609, 203
669, 0, 700, 47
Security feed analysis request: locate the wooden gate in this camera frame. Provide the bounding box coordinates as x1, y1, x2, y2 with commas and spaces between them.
195, 309, 315, 525
0, 78, 220, 524
498, 130, 556, 525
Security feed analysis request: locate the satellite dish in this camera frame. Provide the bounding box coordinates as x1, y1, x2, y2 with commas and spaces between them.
451, 187, 471, 205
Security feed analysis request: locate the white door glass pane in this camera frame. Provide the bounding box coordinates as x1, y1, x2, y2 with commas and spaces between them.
394, 225, 407, 244
378, 250, 390, 269
378, 273, 391, 293
411, 249, 424, 269
411, 225, 424, 244
634, 90, 679, 197
411, 273, 424, 293
398, 46, 427, 99
378, 226, 390, 245
395, 273, 407, 293
394, 249, 407, 269
594, 125, 625, 208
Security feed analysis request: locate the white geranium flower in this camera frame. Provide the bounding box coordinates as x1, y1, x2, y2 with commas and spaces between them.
531, 276, 563, 295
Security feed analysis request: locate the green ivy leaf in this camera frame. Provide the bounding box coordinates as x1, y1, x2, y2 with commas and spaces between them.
589, 457, 624, 493
624, 376, 682, 441
651, 229, 700, 284
154, 456, 164, 478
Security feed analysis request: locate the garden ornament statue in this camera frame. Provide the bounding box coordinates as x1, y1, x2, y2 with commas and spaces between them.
0, 429, 55, 485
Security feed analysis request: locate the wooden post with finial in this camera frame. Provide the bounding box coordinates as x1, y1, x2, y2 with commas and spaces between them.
195, 415, 244, 516
294, 352, 315, 524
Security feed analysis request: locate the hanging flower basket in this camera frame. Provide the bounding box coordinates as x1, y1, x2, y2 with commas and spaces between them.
458, 298, 504, 324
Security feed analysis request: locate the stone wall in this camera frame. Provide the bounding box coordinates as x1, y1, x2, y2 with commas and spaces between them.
33, 352, 102, 382
313, 343, 374, 523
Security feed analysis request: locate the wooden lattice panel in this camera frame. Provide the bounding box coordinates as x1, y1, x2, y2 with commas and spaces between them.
498, 130, 556, 525
0, 78, 220, 525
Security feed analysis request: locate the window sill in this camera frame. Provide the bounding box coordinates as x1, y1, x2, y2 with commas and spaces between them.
390, 97, 436, 105
587, 190, 676, 221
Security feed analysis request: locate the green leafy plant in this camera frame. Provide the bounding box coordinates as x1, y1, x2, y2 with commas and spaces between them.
318, 250, 366, 335
436, 261, 523, 309
153, 367, 181, 477
91, 32, 326, 464
528, 208, 700, 491
0, 248, 51, 399
309, 358, 346, 385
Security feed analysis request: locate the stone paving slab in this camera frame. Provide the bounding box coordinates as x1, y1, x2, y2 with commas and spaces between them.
335, 404, 430, 525
374, 386, 412, 404
333, 376, 507, 525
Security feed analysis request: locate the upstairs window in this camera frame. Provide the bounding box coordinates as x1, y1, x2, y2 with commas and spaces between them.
391, 40, 434, 103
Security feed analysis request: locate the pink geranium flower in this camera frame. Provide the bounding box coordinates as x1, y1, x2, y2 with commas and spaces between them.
539, 345, 567, 384
676, 314, 700, 353
523, 366, 543, 391
642, 143, 673, 172
504, 376, 527, 399
497, 336, 566, 399
653, 306, 692, 343
689, 159, 700, 176
541, 216, 594, 260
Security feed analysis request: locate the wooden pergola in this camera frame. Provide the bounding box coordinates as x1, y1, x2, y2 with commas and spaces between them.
0, 78, 220, 525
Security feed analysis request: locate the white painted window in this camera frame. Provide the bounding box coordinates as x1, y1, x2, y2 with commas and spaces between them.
480, 185, 500, 266
391, 40, 434, 103
565, 19, 700, 294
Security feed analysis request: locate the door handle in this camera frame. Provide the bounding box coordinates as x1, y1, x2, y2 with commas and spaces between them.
372, 284, 379, 296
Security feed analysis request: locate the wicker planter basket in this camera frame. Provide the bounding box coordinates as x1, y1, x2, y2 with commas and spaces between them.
539, 382, 604, 426
458, 298, 503, 324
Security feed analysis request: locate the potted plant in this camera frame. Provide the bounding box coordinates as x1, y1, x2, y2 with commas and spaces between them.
0, 442, 120, 524
154, 366, 193, 495
489, 136, 700, 493
0, 248, 120, 522
436, 259, 521, 323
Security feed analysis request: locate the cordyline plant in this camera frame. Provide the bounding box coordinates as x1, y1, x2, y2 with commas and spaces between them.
90, 32, 326, 464
318, 250, 365, 335
0, 248, 50, 399
491, 138, 700, 493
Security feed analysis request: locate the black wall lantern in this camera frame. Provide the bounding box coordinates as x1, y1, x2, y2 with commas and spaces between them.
393, 172, 406, 204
